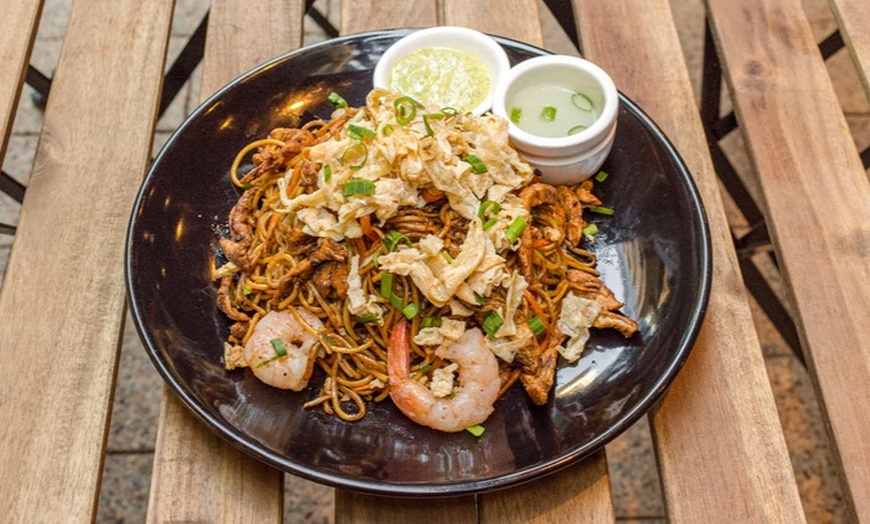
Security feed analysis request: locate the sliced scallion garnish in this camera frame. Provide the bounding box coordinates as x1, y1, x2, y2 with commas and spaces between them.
481, 311, 504, 337
510, 107, 522, 124
568, 125, 587, 135
384, 230, 411, 252
421, 317, 442, 329
594, 170, 609, 182
323, 164, 332, 182
462, 155, 488, 174
328, 91, 348, 109
527, 315, 546, 337
341, 177, 376, 197
587, 205, 614, 216
466, 424, 486, 437
423, 114, 434, 136
355, 314, 379, 324
583, 223, 599, 237
394, 96, 420, 125
341, 142, 368, 171
541, 106, 557, 121
270, 338, 287, 357
571, 92, 593, 111
380, 273, 393, 299
505, 216, 528, 243
402, 302, 420, 320
348, 123, 376, 140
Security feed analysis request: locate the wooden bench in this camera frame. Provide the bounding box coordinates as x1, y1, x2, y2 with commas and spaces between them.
0, 0, 865, 521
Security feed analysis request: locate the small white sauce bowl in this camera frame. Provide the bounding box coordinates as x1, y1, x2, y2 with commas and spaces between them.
491, 55, 619, 184
373, 26, 510, 116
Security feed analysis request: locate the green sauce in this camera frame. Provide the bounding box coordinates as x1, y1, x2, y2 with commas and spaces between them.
389, 47, 491, 112
509, 83, 601, 138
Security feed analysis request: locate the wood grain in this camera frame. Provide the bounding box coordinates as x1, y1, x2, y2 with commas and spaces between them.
707, 0, 870, 520
340, 0, 439, 35
574, 0, 806, 521
443, 0, 542, 43
829, 0, 870, 99
146, 1, 305, 521
0, 0, 173, 520
0, 0, 42, 164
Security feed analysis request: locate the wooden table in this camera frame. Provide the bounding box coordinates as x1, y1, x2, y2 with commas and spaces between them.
1, 0, 868, 521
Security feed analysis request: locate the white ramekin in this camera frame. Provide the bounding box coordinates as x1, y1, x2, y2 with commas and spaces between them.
491, 55, 619, 184
373, 26, 510, 116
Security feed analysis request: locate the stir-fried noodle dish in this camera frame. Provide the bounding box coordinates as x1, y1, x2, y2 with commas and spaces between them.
214, 89, 638, 433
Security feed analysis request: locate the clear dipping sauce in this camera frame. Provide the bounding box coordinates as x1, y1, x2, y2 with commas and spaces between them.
389, 47, 491, 112
508, 83, 600, 138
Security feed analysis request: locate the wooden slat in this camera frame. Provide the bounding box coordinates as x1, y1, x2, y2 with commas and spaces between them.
706, 0, 870, 520
480, 453, 614, 523
443, 0, 542, 43
445, 1, 614, 521
340, 0, 439, 35
0, 0, 42, 161
0, 0, 173, 520
146, 1, 305, 521
829, 0, 870, 99
574, 0, 807, 521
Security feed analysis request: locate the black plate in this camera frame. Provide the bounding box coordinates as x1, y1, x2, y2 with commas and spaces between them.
126, 30, 711, 496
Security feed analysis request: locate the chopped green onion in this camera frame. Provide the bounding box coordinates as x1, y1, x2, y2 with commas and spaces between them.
527, 315, 546, 337
505, 216, 528, 243
583, 223, 599, 237
510, 107, 522, 124
588, 205, 614, 216
420, 363, 433, 374
394, 96, 420, 125
241, 182, 253, 190
571, 92, 594, 111
256, 355, 281, 368
240, 287, 252, 296
483, 218, 498, 230
355, 314, 379, 324
384, 230, 411, 252
382, 124, 394, 136
474, 293, 486, 306
423, 114, 434, 136
421, 317, 441, 329
380, 273, 393, 299
402, 302, 420, 320
441, 107, 458, 116
443, 251, 454, 263
462, 155, 488, 174
481, 311, 504, 337
594, 170, 609, 182
348, 123, 376, 140
270, 338, 287, 357
323, 164, 332, 182
426, 112, 446, 120
341, 177, 375, 196
478, 200, 501, 220
466, 424, 486, 437
320, 333, 337, 347
568, 125, 587, 135
341, 142, 368, 171
328, 91, 348, 109
541, 106, 557, 121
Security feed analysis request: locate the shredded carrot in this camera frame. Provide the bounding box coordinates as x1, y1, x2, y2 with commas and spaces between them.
285, 162, 303, 196
360, 214, 379, 242
352, 237, 367, 256
532, 238, 550, 249
524, 290, 550, 330
421, 188, 444, 203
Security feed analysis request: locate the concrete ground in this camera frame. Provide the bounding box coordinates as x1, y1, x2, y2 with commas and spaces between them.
1, 0, 867, 521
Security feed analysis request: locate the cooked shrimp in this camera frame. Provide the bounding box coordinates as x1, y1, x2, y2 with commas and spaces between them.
387, 321, 500, 432
244, 308, 323, 391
